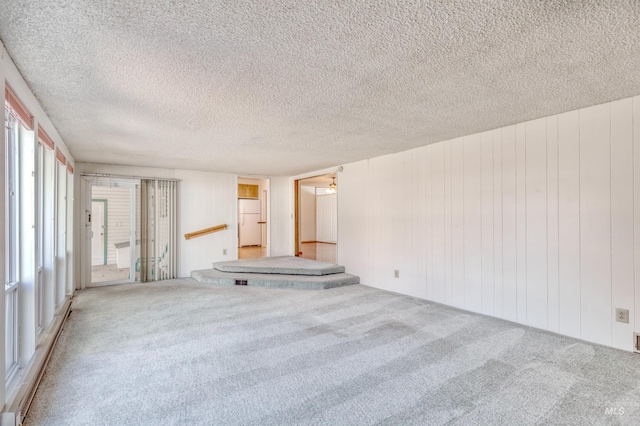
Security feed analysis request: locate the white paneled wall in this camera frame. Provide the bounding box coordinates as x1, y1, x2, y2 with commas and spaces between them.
338, 95, 640, 352
269, 177, 292, 256
316, 194, 337, 243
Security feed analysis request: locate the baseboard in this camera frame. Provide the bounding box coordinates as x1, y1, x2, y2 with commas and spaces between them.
3, 295, 73, 423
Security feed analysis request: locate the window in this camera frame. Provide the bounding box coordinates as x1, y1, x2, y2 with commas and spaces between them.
55, 159, 67, 309
5, 110, 19, 379
37, 142, 44, 331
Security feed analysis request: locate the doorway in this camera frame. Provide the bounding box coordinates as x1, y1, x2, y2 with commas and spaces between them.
90, 184, 137, 285
294, 173, 337, 264
238, 177, 270, 259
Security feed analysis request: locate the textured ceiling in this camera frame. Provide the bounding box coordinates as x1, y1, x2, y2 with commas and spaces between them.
1, 1, 639, 176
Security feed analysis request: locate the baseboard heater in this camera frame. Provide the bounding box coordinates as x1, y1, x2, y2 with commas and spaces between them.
2, 296, 73, 425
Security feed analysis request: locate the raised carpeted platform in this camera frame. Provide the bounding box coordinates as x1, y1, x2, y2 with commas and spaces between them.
212, 256, 345, 276
191, 256, 359, 289
191, 269, 359, 290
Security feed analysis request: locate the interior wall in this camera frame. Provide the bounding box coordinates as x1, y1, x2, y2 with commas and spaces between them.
91, 186, 131, 265
316, 193, 337, 243
337, 95, 640, 352
77, 164, 237, 279
269, 177, 292, 256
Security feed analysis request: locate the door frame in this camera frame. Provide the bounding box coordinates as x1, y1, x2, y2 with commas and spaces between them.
80, 176, 141, 289
91, 199, 108, 266
293, 171, 338, 259
237, 176, 271, 258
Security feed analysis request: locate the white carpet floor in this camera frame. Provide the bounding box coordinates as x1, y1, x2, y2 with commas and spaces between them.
24, 279, 640, 425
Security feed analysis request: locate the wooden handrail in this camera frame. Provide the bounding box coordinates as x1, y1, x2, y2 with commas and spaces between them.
184, 224, 228, 240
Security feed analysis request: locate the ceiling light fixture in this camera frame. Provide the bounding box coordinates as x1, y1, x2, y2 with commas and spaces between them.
328, 177, 337, 194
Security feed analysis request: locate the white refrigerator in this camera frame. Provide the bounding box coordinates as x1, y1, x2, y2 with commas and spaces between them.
238, 199, 262, 247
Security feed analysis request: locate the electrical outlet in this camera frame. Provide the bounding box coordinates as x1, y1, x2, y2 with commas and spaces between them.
615, 308, 629, 324
223, 249, 227, 256
394, 270, 399, 279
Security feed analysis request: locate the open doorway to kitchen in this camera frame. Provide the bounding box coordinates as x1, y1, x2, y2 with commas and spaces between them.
238, 177, 270, 259
294, 173, 337, 264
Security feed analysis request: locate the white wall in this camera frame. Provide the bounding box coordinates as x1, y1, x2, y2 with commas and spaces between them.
91, 186, 131, 265
300, 186, 316, 242
269, 177, 294, 256
338, 95, 640, 352
316, 193, 337, 243
78, 164, 238, 278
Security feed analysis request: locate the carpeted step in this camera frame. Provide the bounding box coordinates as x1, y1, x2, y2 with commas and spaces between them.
191, 268, 359, 290
212, 256, 345, 276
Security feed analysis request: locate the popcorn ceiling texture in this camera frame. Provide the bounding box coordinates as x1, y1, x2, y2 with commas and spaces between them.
1, 1, 639, 175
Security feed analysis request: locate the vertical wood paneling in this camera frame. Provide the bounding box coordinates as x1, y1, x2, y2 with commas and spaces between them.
547, 116, 560, 333
389, 155, 398, 289
451, 138, 465, 308
385, 156, 396, 290
481, 131, 494, 315
464, 134, 482, 312
444, 143, 453, 304
493, 129, 504, 319
516, 123, 527, 323
610, 98, 634, 351
432, 144, 446, 303
337, 160, 369, 283
392, 154, 404, 292
338, 94, 639, 353
404, 150, 416, 296
409, 149, 420, 298
634, 96, 640, 335
417, 146, 428, 299
525, 118, 548, 329
367, 157, 386, 290
558, 110, 581, 338
426, 146, 433, 299
502, 126, 518, 322
579, 103, 612, 346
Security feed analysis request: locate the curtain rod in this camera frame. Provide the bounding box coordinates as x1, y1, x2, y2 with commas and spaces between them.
80, 173, 180, 182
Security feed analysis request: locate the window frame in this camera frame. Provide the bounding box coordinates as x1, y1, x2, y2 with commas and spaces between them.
5, 110, 20, 381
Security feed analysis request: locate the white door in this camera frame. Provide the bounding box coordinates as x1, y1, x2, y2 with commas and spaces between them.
91, 201, 105, 265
